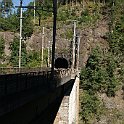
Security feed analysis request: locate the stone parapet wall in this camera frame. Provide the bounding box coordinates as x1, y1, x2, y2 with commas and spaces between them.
54, 76, 79, 124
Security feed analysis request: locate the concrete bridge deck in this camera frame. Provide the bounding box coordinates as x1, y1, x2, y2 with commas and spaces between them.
0, 68, 77, 117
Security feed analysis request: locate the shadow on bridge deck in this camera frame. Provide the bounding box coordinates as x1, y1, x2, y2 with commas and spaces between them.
0, 79, 75, 124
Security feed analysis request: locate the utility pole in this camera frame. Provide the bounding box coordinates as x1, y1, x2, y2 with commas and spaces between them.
47, 40, 51, 67
72, 21, 76, 69
41, 26, 44, 67
76, 36, 80, 71
19, 0, 23, 69
34, 0, 36, 24
51, 0, 57, 78
112, 0, 115, 7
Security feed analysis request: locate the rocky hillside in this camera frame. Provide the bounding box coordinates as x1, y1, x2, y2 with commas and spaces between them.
79, 1, 124, 124
0, 1, 124, 123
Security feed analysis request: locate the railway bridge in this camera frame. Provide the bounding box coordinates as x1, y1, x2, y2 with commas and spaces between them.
0, 35, 80, 124
0, 0, 81, 123
0, 67, 80, 124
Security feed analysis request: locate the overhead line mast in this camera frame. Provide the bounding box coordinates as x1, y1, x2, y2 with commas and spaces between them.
34, 0, 36, 24
19, 0, 23, 69
51, 0, 57, 78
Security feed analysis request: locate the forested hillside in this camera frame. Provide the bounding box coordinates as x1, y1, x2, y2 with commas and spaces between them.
0, 0, 124, 123
79, 0, 124, 124
0, 0, 111, 67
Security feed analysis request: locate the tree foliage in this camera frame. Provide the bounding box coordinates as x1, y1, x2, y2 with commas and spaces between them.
10, 36, 27, 67
80, 47, 118, 123
0, 36, 5, 59
26, 51, 41, 67
0, 0, 13, 16
80, 47, 118, 96
80, 1, 124, 123
80, 91, 103, 123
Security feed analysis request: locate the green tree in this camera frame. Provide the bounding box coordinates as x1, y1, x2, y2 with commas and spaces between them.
0, 36, 5, 59
0, 13, 19, 32
80, 91, 102, 124
0, 0, 13, 16
80, 47, 118, 123
10, 36, 27, 67
22, 15, 34, 38
80, 47, 118, 96
26, 51, 41, 67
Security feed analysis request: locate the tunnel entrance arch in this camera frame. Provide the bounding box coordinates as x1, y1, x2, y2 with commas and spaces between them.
55, 58, 68, 69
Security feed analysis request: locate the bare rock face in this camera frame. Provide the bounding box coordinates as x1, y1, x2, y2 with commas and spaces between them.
79, 19, 109, 68
0, 32, 15, 57
26, 33, 43, 52
97, 90, 124, 124
26, 26, 72, 57
0, 28, 71, 57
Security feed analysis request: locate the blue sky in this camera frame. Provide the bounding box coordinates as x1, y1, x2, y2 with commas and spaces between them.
13, 0, 33, 6
12, 0, 33, 12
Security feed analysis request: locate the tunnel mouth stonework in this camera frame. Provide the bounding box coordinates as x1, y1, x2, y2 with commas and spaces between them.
55, 58, 68, 69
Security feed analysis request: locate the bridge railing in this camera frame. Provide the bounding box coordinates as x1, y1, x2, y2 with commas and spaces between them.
0, 67, 50, 75
0, 70, 52, 98
0, 67, 77, 77
0, 68, 77, 98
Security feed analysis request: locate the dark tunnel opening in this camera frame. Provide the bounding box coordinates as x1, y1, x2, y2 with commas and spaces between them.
55, 58, 68, 69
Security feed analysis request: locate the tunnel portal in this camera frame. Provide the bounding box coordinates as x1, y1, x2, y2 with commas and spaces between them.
55, 58, 68, 69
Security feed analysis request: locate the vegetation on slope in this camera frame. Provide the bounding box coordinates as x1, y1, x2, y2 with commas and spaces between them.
10, 36, 27, 67
0, 36, 5, 59
80, 0, 124, 123
0, 0, 124, 123
80, 47, 118, 123
0, 0, 82, 67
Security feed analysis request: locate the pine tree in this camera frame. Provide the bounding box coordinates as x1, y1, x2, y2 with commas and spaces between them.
0, 0, 13, 16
